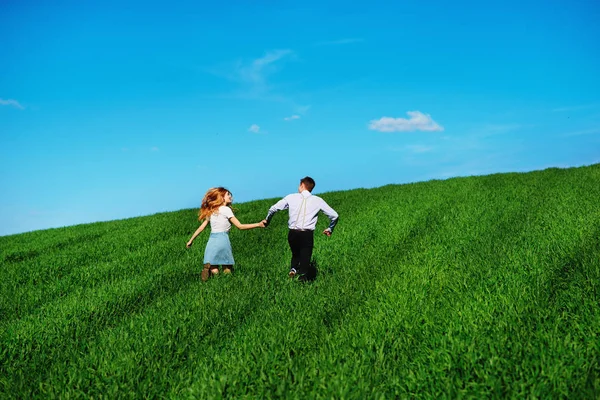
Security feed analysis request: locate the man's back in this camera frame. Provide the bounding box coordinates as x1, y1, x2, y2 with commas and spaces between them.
268, 190, 338, 232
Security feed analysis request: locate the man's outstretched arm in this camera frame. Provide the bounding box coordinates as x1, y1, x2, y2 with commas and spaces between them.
320, 200, 339, 236
264, 197, 289, 226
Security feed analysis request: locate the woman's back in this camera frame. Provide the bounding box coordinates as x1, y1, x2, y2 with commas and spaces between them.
209, 206, 233, 232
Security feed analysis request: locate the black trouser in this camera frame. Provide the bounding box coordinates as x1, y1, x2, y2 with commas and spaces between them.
287, 229, 316, 281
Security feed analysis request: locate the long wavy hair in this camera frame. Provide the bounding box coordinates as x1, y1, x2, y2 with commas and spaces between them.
198, 187, 232, 221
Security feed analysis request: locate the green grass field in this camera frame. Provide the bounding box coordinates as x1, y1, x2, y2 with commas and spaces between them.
1, 164, 599, 398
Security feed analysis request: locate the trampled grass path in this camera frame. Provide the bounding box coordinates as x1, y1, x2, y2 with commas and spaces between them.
1, 164, 599, 398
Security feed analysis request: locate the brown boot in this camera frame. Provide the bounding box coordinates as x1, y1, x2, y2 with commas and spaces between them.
201, 263, 211, 282
223, 265, 233, 274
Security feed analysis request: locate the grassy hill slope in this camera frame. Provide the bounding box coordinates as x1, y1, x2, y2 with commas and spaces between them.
1, 164, 599, 398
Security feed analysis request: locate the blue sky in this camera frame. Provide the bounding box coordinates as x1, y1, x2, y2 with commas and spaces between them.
1, 0, 599, 236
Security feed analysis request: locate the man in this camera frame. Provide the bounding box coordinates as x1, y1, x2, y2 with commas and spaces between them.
264, 176, 339, 281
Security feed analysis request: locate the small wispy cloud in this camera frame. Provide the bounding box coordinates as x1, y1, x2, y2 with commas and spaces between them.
205, 49, 302, 104
248, 124, 261, 133
151, 146, 159, 152
562, 128, 600, 137
295, 105, 311, 115
369, 111, 443, 132
315, 38, 365, 46
237, 49, 294, 87
552, 103, 599, 112
476, 123, 525, 136
406, 145, 433, 153
0, 98, 24, 109
283, 104, 310, 121
387, 145, 433, 153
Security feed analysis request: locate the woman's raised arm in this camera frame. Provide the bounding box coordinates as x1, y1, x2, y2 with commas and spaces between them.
186, 219, 209, 247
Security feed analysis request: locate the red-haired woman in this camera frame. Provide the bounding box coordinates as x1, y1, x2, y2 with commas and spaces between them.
186, 187, 265, 281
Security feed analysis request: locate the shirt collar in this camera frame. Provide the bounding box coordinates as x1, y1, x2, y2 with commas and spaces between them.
300, 190, 312, 197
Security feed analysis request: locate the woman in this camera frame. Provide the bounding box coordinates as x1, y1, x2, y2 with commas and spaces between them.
186, 187, 265, 281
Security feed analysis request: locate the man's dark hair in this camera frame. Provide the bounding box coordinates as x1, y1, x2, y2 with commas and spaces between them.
300, 176, 315, 192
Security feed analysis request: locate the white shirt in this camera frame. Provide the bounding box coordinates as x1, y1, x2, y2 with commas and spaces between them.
266, 190, 339, 232
210, 206, 234, 233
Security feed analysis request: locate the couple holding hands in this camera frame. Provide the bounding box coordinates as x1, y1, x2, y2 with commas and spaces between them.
187, 177, 339, 282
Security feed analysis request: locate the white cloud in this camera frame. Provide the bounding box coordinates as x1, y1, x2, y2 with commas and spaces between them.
151, 146, 159, 152
369, 111, 443, 132
248, 124, 260, 133
0, 98, 24, 109
283, 104, 310, 121
237, 49, 293, 87
206, 49, 299, 103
